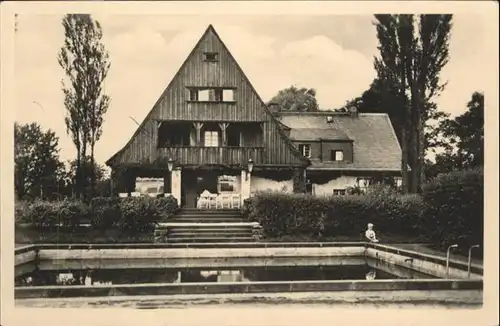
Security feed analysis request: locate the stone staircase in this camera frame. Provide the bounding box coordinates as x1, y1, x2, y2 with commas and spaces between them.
154, 209, 263, 243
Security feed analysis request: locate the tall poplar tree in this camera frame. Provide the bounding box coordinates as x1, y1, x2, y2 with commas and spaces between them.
58, 14, 111, 198
373, 14, 452, 192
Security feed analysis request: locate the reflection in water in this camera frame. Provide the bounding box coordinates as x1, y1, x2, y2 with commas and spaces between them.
365, 269, 377, 280
15, 261, 436, 287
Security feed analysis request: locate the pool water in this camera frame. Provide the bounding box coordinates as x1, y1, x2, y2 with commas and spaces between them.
16, 257, 436, 286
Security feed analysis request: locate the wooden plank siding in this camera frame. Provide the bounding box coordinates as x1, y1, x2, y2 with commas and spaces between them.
157, 147, 264, 166
106, 25, 308, 169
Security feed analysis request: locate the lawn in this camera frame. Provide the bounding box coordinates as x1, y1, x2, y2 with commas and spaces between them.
16, 224, 423, 245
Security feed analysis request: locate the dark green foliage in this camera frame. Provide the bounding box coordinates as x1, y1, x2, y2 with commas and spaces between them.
16, 195, 179, 233
89, 197, 120, 229
421, 169, 483, 251
53, 199, 90, 230
268, 85, 319, 112
20, 199, 89, 230
243, 190, 424, 240
14, 122, 65, 200
427, 92, 484, 180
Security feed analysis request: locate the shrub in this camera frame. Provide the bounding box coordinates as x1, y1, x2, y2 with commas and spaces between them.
422, 169, 483, 251
89, 197, 121, 229
118, 197, 162, 231
24, 200, 57, 229
153, 195, 179, 220
244, 190, 424, 240
53, 199, 90, 230
15, 201, 31, 224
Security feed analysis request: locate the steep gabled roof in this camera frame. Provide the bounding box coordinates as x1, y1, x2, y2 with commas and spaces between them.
275, 111, 402, 171
106, 25, 309, 168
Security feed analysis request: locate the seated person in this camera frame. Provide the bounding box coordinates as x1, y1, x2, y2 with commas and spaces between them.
365, 223, 379, 243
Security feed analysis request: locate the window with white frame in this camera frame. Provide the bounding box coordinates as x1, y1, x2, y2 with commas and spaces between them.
298, 144, 311, 158
333, 189, 346, 196
189, 88, 235, 103
204, 131, 219, 147
357, 178, 371, 189
331, 150, 344, 161
217, 175, 236, 193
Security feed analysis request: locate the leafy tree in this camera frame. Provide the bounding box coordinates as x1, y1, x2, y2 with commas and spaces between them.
268, 85, 319, 112
426, 92, 484, 179
357, 14, 452, 193
58, 14, 111, 199
66, 156, 107, 198
14, 122, 64, 200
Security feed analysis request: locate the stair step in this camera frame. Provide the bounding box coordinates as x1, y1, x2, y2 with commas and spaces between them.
167, 227, 253, 232
173, 214, 242, 219
168, 219, 245, 223
166, 237, 256, 243
177, 209, 240, 215
168, 232, 253, 238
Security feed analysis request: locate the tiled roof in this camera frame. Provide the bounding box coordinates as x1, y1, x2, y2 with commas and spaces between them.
275, 112, 402, 172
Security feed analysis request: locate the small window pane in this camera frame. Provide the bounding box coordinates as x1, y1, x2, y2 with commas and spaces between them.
335, 151, 344, 161
204, 52, 219, 61
204, 131, 219, 147
299, 144, 311, 158
199, 89, 210, 101
223, 89, 234, 101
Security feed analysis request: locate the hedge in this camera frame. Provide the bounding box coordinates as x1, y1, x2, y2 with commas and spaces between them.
421, 168, 483, 252
15, 195, 179, 232
243, 186, 425, 240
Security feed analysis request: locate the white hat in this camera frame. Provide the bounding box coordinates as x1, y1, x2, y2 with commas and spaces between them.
367, 223, 374, 227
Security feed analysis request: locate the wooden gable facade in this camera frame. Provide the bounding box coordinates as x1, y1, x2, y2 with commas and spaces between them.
106, 25, 308, 170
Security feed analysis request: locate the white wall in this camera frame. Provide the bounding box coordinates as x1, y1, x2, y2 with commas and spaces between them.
312, 176, 358, 196
250, 176, 293, 194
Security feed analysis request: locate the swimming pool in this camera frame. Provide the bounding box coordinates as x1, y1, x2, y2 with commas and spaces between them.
14, 242, 483, 301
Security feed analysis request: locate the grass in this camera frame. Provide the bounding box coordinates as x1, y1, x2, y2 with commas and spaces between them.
16, 224, 423, 245
15, 225, 154, 244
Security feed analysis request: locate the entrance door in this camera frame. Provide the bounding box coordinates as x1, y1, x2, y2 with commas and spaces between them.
181, 173, 198, 208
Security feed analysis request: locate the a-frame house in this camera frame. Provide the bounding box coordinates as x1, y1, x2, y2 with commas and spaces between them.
106, 25, 310, 208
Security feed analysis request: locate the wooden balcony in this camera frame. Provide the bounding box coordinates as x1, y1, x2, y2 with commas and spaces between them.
157, 146, 264, 166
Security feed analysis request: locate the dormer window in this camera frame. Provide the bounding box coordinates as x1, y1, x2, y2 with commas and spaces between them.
203, 52, 219, 62
331, 150, 344, 161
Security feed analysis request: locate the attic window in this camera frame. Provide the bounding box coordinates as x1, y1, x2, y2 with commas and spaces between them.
331, 150, 344, 161
203, 52, 219, 62
189, 88, 235, 103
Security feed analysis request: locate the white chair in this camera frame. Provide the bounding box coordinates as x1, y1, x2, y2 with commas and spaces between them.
215, 195, 224, 209
197, 196, 209, 209
231, 194, 241, 209
221, 194, 231, 209
208, 194, 217, 209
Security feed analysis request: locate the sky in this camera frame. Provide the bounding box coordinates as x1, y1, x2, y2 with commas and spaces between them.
14, 13, 490, 166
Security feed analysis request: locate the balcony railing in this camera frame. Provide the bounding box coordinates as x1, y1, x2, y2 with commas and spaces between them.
157, 146, 264, 166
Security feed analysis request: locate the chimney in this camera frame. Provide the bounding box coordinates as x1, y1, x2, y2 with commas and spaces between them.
348, 106, 358, 118
268, 101, 280, 113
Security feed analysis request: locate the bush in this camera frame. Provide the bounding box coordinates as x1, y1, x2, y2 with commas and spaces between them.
24, 200, 57, 229
153, 195, 179, 220
16, 195, 179, 233
422, 169, 483, 251
89, 197, 121, 229
243, 190, 424, 240
53, 199, 89, 230
15, 201, 31, 224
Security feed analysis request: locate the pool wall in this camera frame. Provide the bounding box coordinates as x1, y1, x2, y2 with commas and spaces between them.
14, 242, 483, 300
